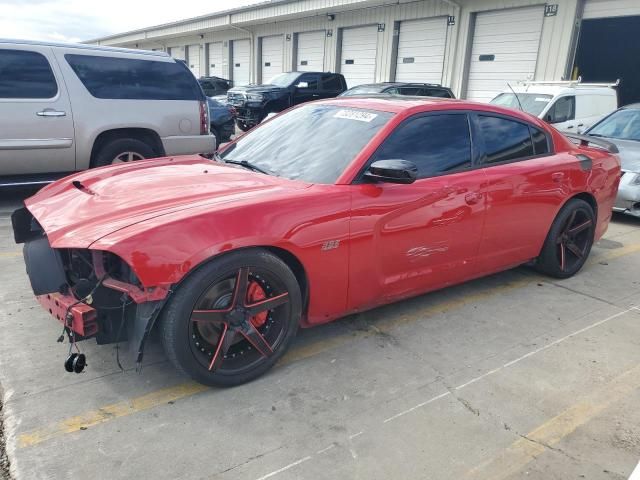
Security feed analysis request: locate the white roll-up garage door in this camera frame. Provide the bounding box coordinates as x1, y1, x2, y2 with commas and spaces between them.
395, 17, 447, 84
207, 42, 224, 78
296, 31, 325, 72
169, 46, 185, 61
584, 0, 640, 19
261, 35, 283, 82
340, 25, 378, 88
232, 39, 251, 86
465, 6, 544, 102
187, 45, 201, 77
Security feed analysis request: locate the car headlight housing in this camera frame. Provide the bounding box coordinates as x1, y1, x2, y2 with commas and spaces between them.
630, 173, 640, 186
247, 93, 264, 102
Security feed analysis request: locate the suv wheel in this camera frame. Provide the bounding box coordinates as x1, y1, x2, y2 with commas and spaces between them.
236, 120, 253, 132
93, 138, 156, 168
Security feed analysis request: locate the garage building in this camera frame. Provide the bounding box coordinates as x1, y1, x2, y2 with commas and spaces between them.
91, 0, 640, 104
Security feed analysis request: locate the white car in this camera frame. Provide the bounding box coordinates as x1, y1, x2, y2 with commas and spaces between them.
0, 39, 215, 186
490, 80, 618, 134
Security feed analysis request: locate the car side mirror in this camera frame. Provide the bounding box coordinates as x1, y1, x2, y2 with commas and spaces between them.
295, 81, 309, 89
364, 159, 417, 184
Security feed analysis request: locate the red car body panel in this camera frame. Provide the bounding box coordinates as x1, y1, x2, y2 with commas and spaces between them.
23, 98, 621, 329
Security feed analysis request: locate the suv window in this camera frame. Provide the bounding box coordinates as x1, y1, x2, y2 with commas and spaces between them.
478, 115, 534, 164
65, 54, 202, 100
321, 74, 342, 91
371, 114, 472, 178
422, 88, 453, 98
297, 73, 320, 90
0, 49, 58, 99
397, 87, 423, 96
546, 96, 575, 124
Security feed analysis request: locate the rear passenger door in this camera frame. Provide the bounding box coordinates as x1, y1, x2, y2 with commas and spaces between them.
292, 73, 321, 104
0, 46, 75, 175
320, 73, 345, 99
473, 113, 566, 272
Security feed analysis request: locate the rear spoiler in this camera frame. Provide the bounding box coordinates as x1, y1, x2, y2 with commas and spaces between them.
564, 133, 619, 154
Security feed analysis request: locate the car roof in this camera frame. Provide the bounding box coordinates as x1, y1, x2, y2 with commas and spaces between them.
349, 82, 448, 89
497, 84, 616, 97
0, 38, 169, 58
315, 95, 546, 123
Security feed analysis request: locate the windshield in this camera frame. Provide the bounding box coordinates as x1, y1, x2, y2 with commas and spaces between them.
219, 104, 393, 183
588, 108, 640, 141
266, 72, 301, 87
341, 85, 386, 96
490, 93, 553, 116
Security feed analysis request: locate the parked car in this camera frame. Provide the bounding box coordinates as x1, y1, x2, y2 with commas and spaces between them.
490, 80, 618, 133
13, 97, 620, 387
199, 76, 232, 97
226, 71, 347, 131
340, 82, 455, 99
207, 97, 236, 143
0, 39, 215, 187
585, 103, 640, 218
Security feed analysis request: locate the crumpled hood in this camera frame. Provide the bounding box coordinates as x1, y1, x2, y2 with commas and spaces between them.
25, 156, 308, 248
607, 138, 640, 172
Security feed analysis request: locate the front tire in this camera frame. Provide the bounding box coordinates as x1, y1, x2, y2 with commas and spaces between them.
93, 138, 156, 168
160, 249, 302, 387
536, 198, 595, 278
236, 120, 254, 132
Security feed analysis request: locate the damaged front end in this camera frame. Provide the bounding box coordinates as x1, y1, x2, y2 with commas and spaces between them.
12, 206, 170, 367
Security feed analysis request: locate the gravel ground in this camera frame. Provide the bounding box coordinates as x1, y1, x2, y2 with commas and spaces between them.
0, 399, 10, 480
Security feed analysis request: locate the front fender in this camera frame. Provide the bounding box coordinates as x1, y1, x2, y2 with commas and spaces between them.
91, 186, 353, 323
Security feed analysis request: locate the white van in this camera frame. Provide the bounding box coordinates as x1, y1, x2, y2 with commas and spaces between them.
490, 80, 618, 134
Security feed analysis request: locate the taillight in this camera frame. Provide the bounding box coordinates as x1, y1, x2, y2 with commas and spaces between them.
199, 100, 209, 135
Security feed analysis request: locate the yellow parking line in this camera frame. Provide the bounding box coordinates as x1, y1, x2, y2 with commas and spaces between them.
18, 382, 208, 448
465, 362, 640, 480
0, 251, 21, 257
15, 241, 640, 449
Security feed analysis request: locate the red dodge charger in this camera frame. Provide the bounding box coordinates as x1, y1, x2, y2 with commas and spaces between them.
12, 97, 621, 386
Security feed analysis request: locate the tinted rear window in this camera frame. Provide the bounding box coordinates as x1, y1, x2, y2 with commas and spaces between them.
65, 54, 202, 100
478, 115, 534, 163
0, 49, 58, 99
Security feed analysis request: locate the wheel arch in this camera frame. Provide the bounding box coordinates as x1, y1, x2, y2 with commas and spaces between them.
168, 245, 310, 320
90, 128, 165, 167
565, 191, 598, 221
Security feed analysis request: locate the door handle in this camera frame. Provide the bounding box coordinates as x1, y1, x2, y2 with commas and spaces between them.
464, 192, 482, 205
37, 109, 66, 117
566, 125, 574, 129
577, 123, 584, 127
552, 172, 565, 182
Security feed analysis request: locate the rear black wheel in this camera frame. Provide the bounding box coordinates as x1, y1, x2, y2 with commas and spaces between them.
160, 249, 301, 387
93, 138, 156, 168
536, 199, 595, 278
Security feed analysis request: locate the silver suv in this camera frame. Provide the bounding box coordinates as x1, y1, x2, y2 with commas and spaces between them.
0, 39, 215, 186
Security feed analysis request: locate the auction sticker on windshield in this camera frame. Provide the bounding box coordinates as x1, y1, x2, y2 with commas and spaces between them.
334, 109, 378, 122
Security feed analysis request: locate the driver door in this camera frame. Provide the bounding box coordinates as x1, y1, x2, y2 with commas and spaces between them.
348, 112, 487, 311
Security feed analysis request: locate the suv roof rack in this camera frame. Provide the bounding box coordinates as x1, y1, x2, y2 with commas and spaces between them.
518, 77, 620, 88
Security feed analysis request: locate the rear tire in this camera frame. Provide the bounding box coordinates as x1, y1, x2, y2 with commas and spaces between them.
93, 138, 156, 168
160, 249, 302, 387
535, 198, 595, 279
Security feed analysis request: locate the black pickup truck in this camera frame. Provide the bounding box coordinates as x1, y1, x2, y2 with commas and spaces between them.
227, 71, 347, 131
